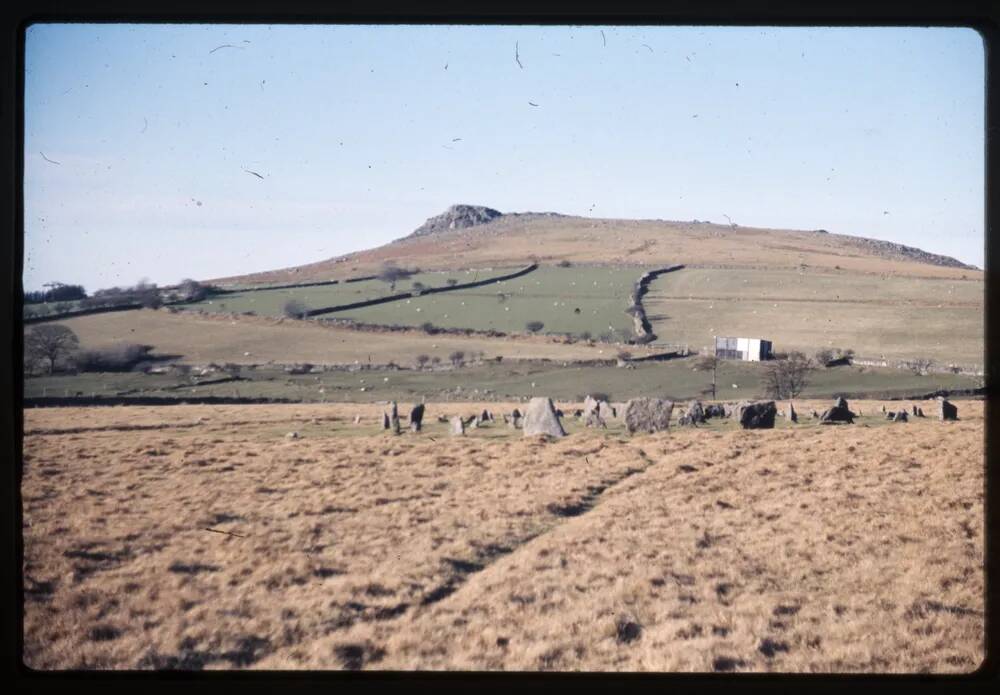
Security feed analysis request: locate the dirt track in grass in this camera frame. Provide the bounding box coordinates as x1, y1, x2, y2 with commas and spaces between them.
21, 400, 984, 672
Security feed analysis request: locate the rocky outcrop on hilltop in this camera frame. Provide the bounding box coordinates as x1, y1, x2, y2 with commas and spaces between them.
834, 236, 976, 270
407, 205, 504, 238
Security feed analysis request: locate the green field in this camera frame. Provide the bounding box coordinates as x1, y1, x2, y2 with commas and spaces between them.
24, 358, 980, 405
178, 268, 517, 317
644, 267, 984, 365
337, 266, 641, 338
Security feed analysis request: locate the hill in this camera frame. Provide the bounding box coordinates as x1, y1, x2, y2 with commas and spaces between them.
209, 205, 979, 287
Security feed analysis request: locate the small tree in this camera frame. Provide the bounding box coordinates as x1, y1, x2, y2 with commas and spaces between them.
693, 354, 719, 399
525, 320, 545, 334
760, 351, 813, 399
283, 299, 309, 319
420, 321, 438, 335
411, 281, 426, 295
415, 354, 430, 369
449, 350, 465, 367
25, 324, 79, 374
377, 263, 415, 292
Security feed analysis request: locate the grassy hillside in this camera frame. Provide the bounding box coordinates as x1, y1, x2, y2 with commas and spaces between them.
183, 268, 515, 316
337, 266, 640, 338
210, 213, 979, 287
48, 309, 640, 366
644, 268, 983, 365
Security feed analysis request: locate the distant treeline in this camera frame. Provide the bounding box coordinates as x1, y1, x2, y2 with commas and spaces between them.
24, 283, 87, 304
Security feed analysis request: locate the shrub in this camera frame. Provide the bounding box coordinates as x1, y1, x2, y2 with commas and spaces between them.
283, 299, 309, 319
556, 260, 572, 268
415, 354, 430, 369
74, 343, 154, 372
449, 350, 465, 367
420, 321, 439, 335
525, 320, 545, 333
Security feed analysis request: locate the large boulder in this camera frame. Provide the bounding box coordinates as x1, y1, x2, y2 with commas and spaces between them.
819, 397, 855, 424
599, 402, 617, 420
623, 398, 674, 434
522, 397, 567, 438
938, 398, 958, 421
734, 400, 777, 429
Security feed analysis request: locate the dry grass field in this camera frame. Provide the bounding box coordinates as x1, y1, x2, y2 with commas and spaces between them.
644, 267, 984, 365
53, 309, 640, 366
22, 400, 984, 672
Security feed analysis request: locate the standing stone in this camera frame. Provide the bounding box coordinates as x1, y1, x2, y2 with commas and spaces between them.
623, 398, 674, 434
381, 412, 391, 429
354, 415, 361, 425
938, 398, 958, 421
685, 400, 706, 424
787, 402, 798, 423
881, 404, 886, 413
891, 410, 909, 422
916, 407, 925, 417
912, 404, 919, 416
522, 397, 567, 438
735, 400, 777, 429
599, 402, 617, 421
449, 416, 465, 436
409, 404, 425, 432
819, 397, 855, 424
583, 410, 607, 428
583, 395, 600, 417
704, 404, 726, 419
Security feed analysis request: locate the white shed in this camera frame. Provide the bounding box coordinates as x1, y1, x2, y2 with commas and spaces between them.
715, 336, 773, 361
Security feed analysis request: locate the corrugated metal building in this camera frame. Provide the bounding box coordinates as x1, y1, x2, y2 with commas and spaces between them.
714, 336, 773, 361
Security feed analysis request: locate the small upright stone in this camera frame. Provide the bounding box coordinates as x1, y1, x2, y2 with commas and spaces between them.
685, 400, 706, 424
938, 398, 958, 421
449, 416, 465, 436
522, 397, 567, 438
381, 412, 391, 429
787, 402, 798, 423
409, 404, 425, 432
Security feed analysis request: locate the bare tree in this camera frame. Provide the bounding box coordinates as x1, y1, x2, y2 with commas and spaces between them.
760, 351, 813, 399
25, 324, 79, 374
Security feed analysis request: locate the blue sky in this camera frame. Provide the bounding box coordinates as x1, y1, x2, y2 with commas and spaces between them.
23, 24, 984, 292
